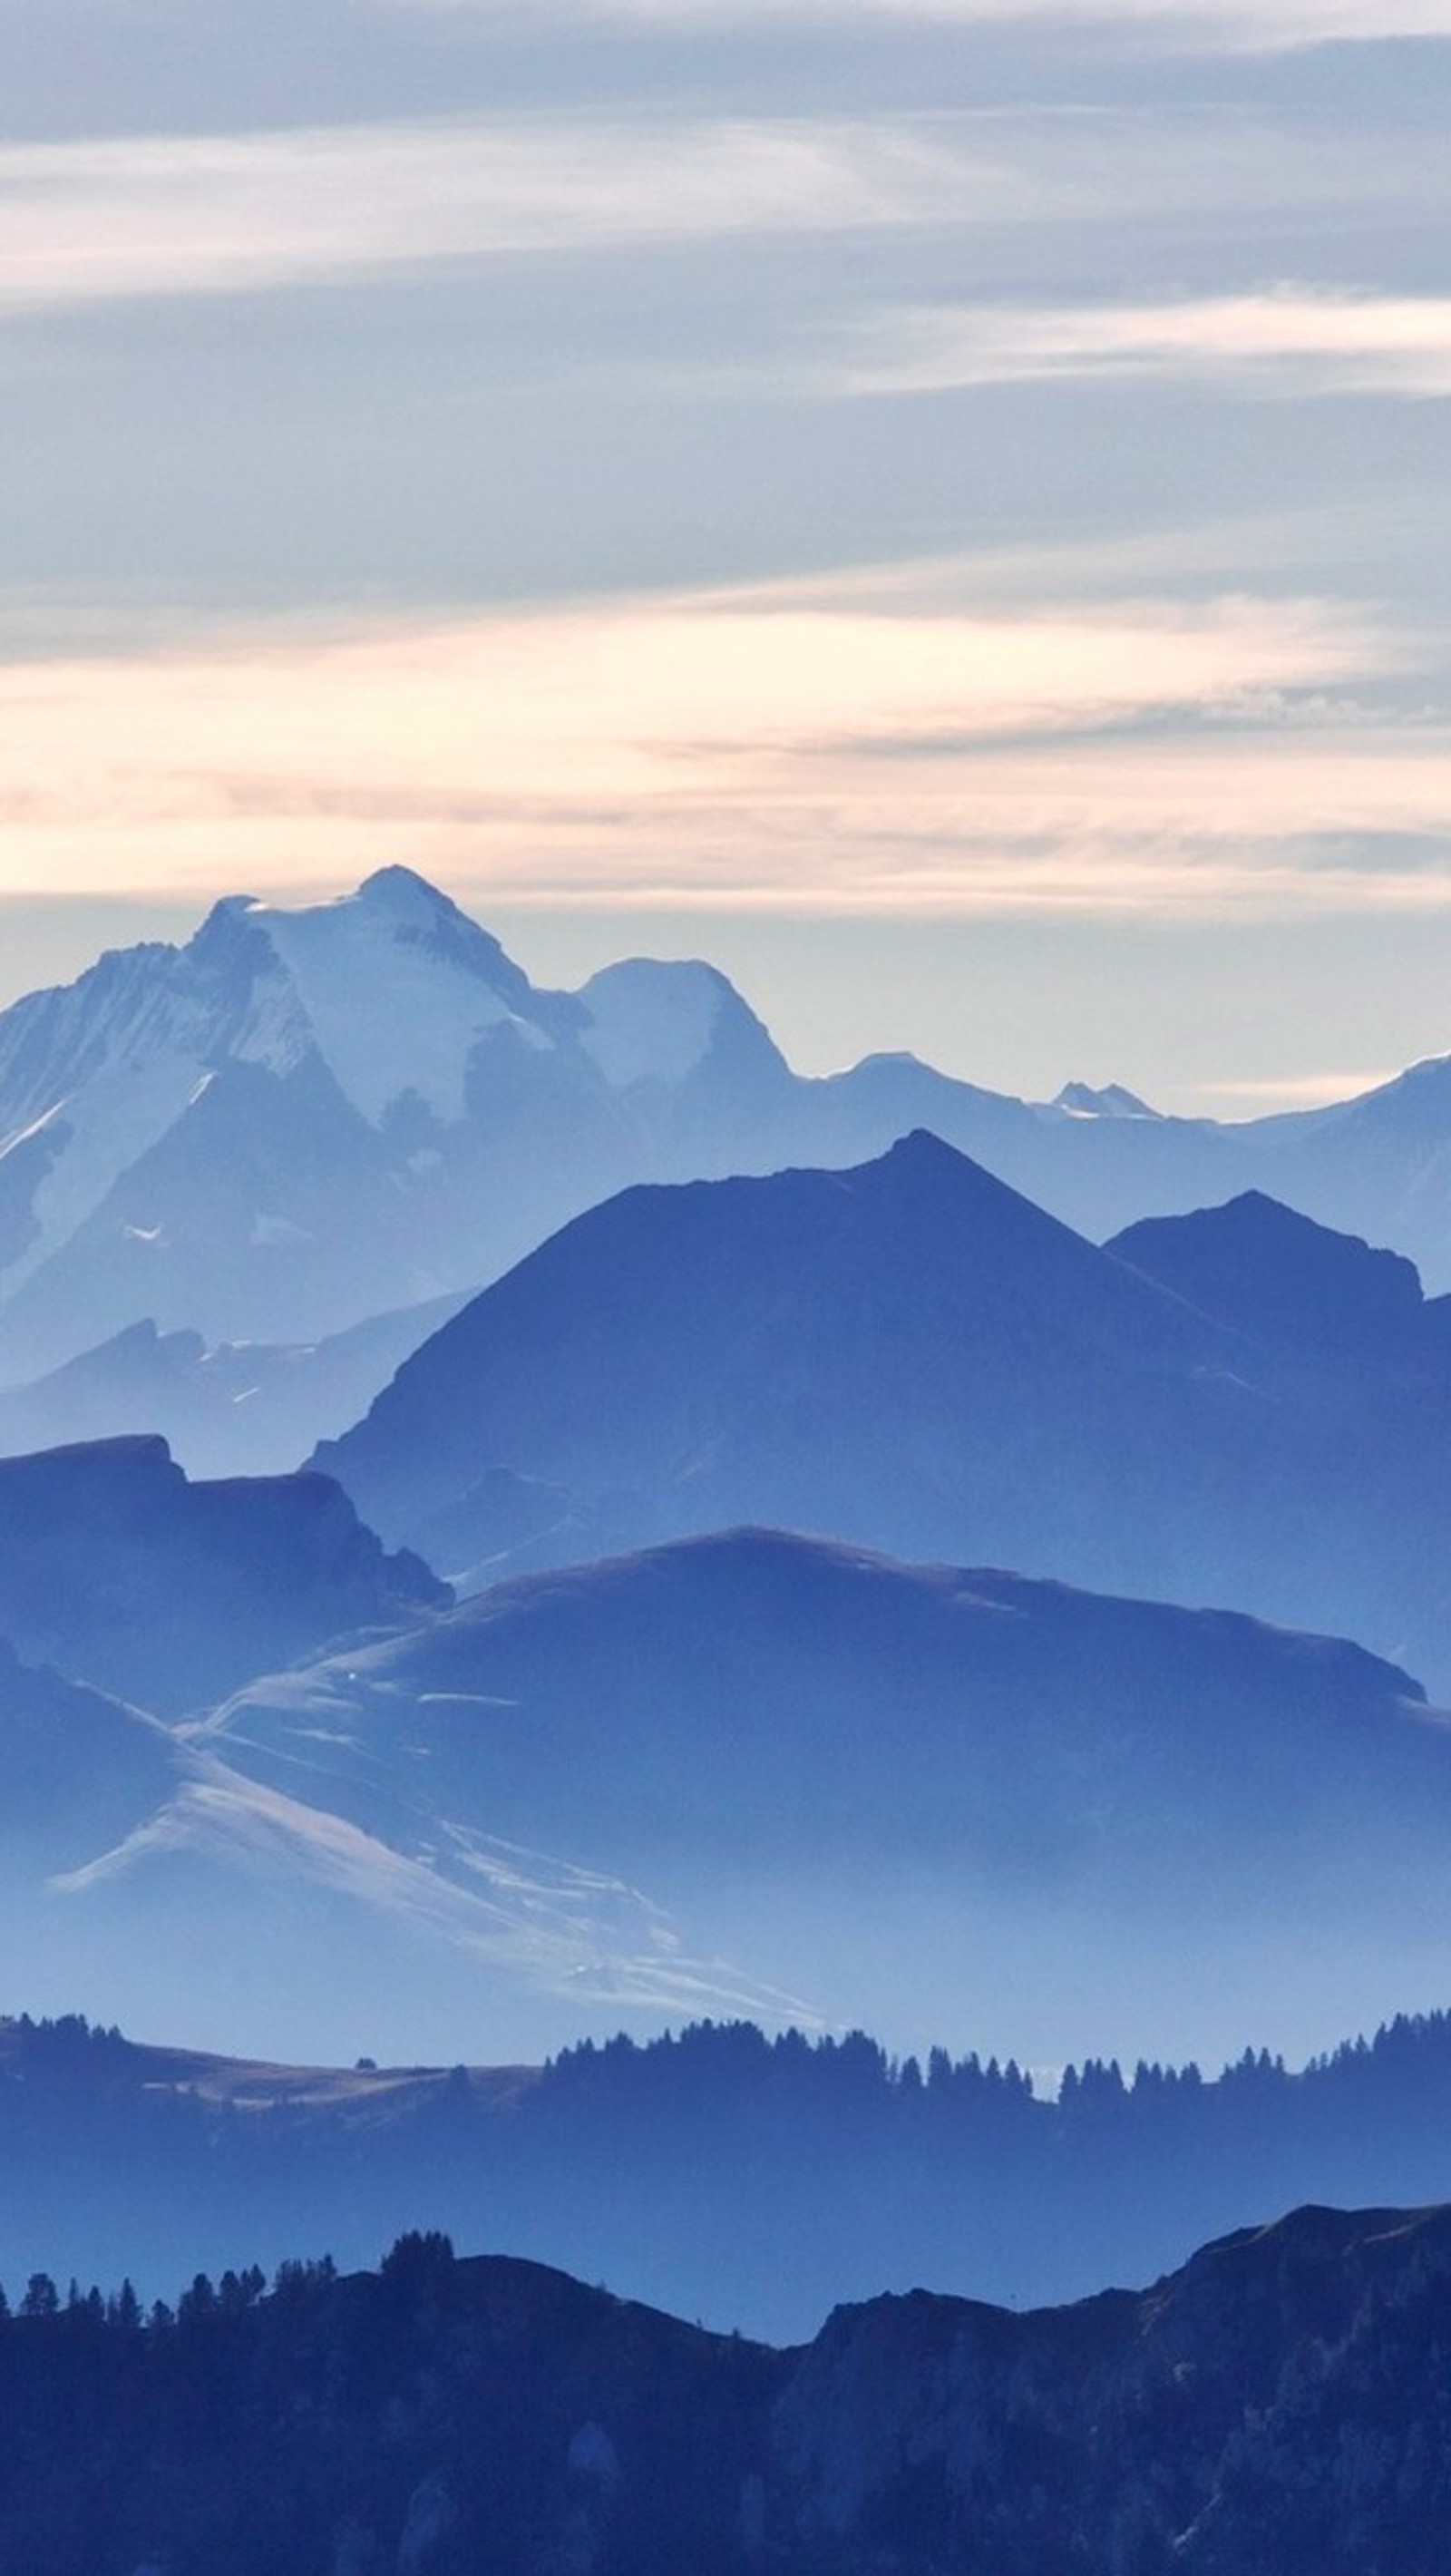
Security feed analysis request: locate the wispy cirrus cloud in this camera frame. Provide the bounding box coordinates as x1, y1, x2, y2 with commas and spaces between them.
0, 574, 1441, 922
833, 289, 1451, 400
383, 0, 1451, 50
0, 114, 1047, 318
0, 106, 1436, 322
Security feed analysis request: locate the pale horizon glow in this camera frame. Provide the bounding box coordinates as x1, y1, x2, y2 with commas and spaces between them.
1199, 1068, 1403, 1105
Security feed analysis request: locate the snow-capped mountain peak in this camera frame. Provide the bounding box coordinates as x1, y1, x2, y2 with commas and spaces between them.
0, 873, 790, 1374
233, 875, 561, 1128
356, 862, 454, 920
5, 866, 1451, 1400
578, 959, 727, 1089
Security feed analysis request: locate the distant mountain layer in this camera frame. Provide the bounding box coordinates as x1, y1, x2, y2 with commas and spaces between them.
0, 1293, 470, 1481
5, 865, 1451, 1382
0, 1435, 445, 1713
316, 1136, 1451, 1689
1107, 1186, 1451, 1380
2, 2200, 1451, 2573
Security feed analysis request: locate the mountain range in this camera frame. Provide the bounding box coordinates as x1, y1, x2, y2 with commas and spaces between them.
315, 1132, 1451, 1693
6, 868, 1451, 1409
6, 866, 1451, 2341
3, 1090, 1451, 2059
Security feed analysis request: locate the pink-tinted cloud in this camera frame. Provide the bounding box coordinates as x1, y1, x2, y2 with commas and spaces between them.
0, 578, 1443, 920
836, 290, 1451, 400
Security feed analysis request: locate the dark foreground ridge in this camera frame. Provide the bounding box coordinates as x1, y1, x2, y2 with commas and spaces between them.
11, 2009, 1451, 2349
3, 2204, 1451, 2574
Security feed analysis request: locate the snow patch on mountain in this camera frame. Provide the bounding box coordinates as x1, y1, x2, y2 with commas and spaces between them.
9, 1053, 206, 1295
577, 960, 726, 1090
0, 1100, 66, 1165
60, 1742, 814, 2021
0, 924, 303, 1300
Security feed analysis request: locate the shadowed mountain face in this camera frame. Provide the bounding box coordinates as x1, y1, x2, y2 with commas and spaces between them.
0, 1640, 179, 1873
1108, 1189, 1451, 1390
316, 1127, 1224, 1563
315, 1134, 1451, 1689
0, 1436, 446, 1715
1, 2204, 1451, 2574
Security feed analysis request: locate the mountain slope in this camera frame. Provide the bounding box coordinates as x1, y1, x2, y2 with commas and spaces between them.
197, 1528, 1451, 2068
209, 1525, 1438, 1879
1108, 1189, 1451, 1390
0, 1639, 179, 1873
10, 1521, 1442, 2071
314, 1135, 1451, 1687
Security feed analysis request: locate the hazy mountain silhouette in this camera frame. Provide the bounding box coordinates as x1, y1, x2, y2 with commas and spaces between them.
0, 1436, 446, 1714
1109, 1189, 1451, 1389
316, 1136, 1451, 1688
0, 1293, 470, 1481
211, 1525, 1439, 1884
2, 1523, 1438, 2069
196, 1527, 1451, 2067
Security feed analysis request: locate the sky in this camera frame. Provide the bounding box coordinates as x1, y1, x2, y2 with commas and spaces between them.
0, 0, 1448, 1112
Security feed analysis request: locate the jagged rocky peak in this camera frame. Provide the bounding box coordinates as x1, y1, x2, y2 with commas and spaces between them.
1052, 1080, 1161, 1121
